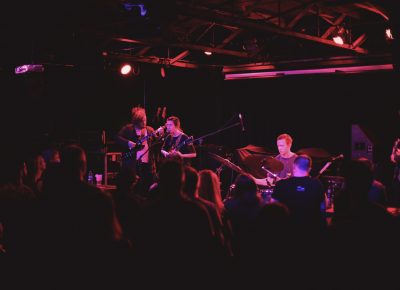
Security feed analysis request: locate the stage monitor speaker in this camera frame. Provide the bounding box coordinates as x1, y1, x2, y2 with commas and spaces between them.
351, 124, 375, 161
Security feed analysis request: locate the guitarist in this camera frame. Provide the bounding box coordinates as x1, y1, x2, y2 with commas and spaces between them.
116, 106, 161, 193
161, 116, 196, 164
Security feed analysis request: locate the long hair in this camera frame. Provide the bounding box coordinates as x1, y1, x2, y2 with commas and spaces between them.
198, 170, 224, 213
131, 106, 146, 128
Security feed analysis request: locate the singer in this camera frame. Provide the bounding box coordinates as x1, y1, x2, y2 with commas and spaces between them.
161, 116, 196, 164
116, 106, 162, 193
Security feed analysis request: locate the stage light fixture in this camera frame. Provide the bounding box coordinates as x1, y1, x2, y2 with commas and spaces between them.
15, 64, 44, 74
386, 28, 394, 40
123, 3, 147, 16
333, 36, 344, 45
160, 66, 166, 78
332, 26, 348, 45
120, 64, 132, 75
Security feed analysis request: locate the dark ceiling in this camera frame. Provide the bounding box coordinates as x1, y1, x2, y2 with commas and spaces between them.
0, 0, 398, 74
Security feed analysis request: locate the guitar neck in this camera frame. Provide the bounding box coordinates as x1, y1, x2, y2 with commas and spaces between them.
172, 136, 193, 152
137, 128, 161, 144
122, 128, 160, 160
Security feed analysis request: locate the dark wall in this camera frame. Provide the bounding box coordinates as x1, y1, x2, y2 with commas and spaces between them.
1, 66, 399, 168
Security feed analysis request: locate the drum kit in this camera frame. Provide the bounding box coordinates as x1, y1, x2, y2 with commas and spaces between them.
208, 152, 283, 203
209, 148, 344, 206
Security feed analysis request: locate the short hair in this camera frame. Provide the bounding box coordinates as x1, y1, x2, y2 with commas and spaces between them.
277, 133, 293, 145
234, 174, 258, 197
340, 160, 373, 201
158, 158, 184, 195
61, 144, 86, 175
294, 154, 312, 172
357, 157, 374, 171
167, 116, 181, 129
116, 167, 137, 191
131, 106, 146, 126
183, 166, 199, 198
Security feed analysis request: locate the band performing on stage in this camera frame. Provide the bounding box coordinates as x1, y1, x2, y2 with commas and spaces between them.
112, 105, 342, 210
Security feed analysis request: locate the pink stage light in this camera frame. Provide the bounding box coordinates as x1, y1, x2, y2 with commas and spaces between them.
224, 64, 394, 80
15, 64, 44, 74
120, 64, 132, 75
160, 66, 166, 78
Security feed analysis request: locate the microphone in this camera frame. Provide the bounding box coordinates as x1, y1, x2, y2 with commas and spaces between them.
238, 113, 245, 132
331, 154, 344, 162
156, 125, 166, 133
155, 126, 167, 141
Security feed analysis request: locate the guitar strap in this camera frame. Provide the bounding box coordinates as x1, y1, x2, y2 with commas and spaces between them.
139, 128, 146, 141
171, 133, 183, 152
137, 128, 152, 162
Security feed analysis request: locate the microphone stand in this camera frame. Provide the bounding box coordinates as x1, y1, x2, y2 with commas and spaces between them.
188, 116, 242, 177
315, 155, 343, 179
315, 161, 332, 179
191, 121, 242, 145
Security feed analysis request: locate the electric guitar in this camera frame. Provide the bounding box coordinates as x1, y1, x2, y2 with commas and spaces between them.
165, 136, 194, 157
122, 126, 164, 160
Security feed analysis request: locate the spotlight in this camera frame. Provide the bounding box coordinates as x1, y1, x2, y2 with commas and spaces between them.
333, 36, 344, 45
15, 64, 44, 74
123, 3, 147, 16
160, 66, 166, 78
138, 4, 147, 16
332, 26, 348, 45
386, 28, 394, 40
204, 51, 212, 56
120, 64, 132, 75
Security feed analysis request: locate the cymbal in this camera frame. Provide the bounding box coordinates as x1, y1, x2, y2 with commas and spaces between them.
243, 154, 274, 178
261, 156, 284, 173
296, 148, 332, 159
208, 152, 245, 174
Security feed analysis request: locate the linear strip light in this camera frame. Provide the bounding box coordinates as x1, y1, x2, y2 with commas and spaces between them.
224, 64, 393, 80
